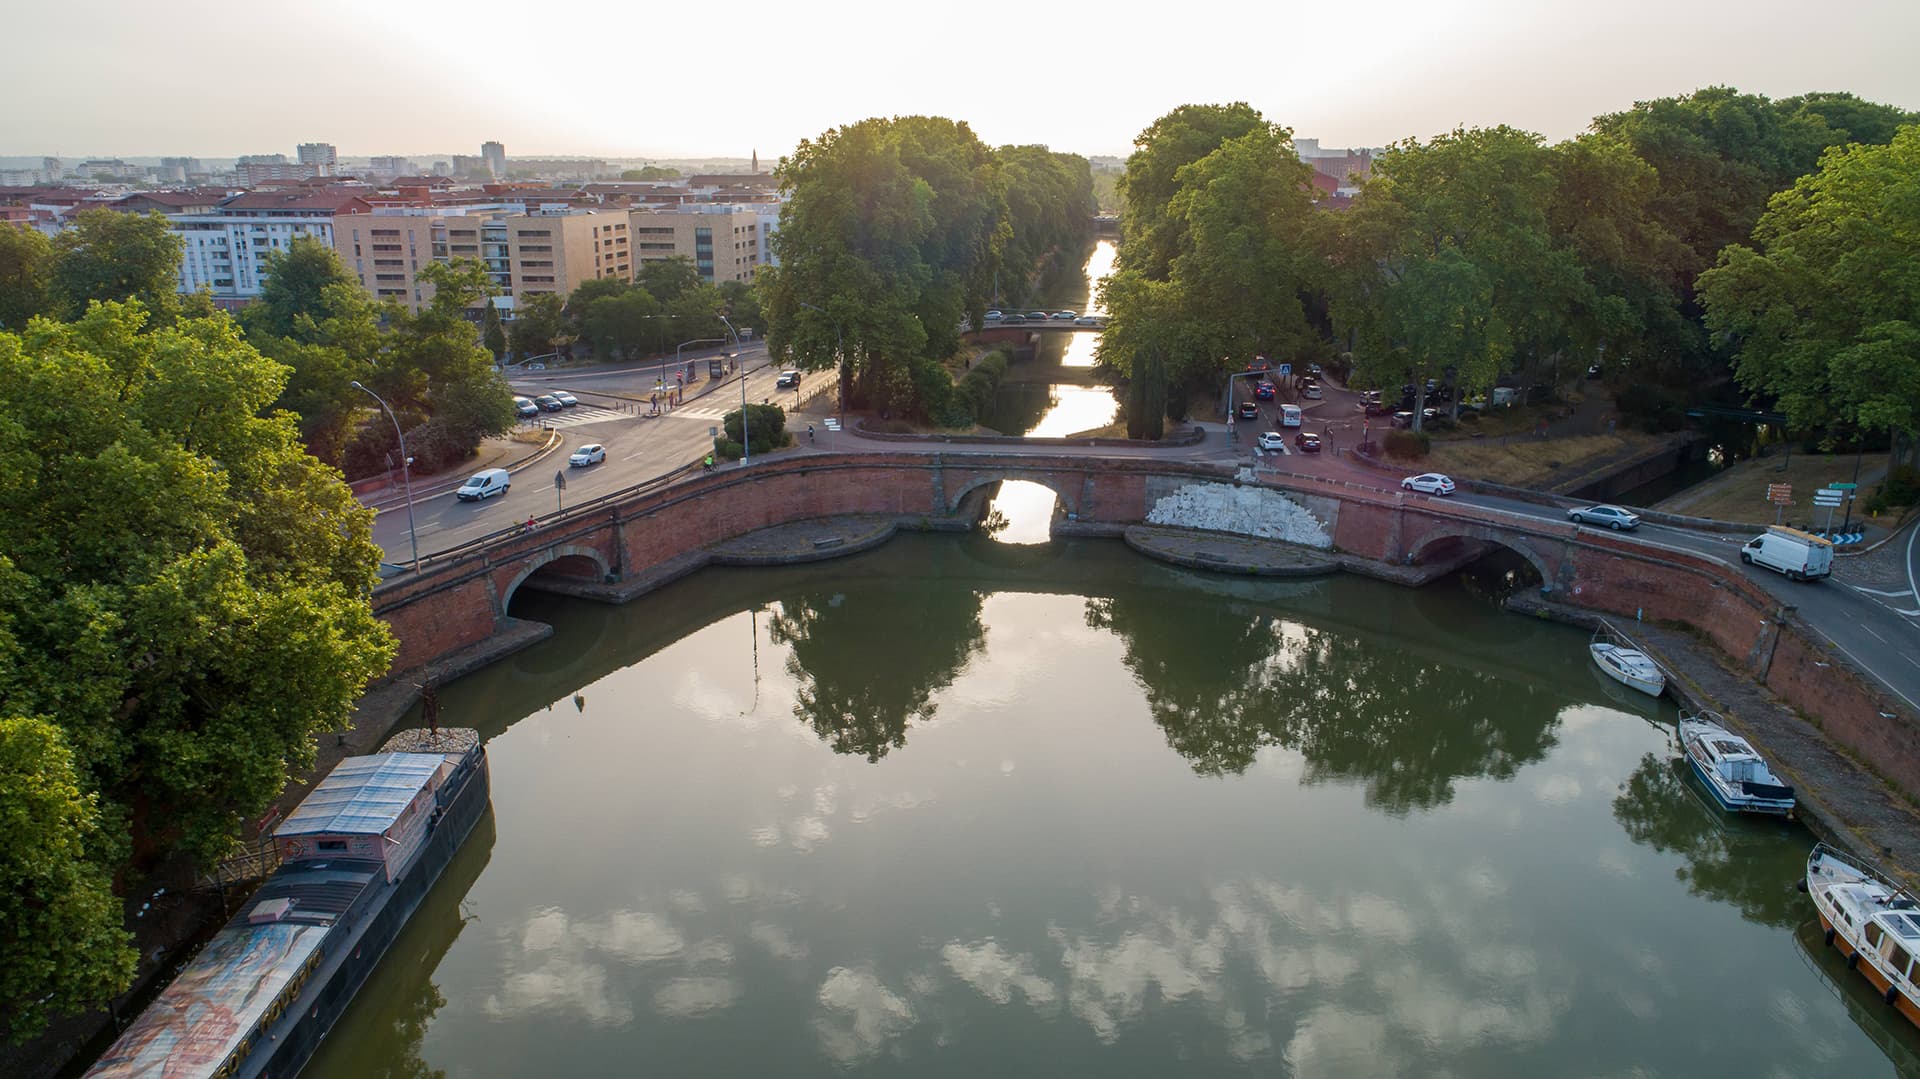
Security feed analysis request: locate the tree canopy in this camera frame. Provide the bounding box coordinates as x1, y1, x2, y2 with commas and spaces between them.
49, 210, 184, 322
1699, 124, 1920, 445
0, 303, 396, 870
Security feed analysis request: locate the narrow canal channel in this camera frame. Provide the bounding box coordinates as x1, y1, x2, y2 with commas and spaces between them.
306, 528, 1918, 1076
982, 239, 1120, 438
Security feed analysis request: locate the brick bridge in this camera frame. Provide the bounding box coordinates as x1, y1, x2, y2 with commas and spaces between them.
378, 450, 1786, 668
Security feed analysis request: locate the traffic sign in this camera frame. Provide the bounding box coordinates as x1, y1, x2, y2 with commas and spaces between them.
1830, 482, 1858, 490
1277, 363, 1293, 377
1766, 483, 1793, 505
1813, 490, 1843, 507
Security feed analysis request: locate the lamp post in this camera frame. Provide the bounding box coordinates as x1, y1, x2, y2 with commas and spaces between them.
798, 301, 845, 425
718, 314, 746, 462
351, 381, 419, 571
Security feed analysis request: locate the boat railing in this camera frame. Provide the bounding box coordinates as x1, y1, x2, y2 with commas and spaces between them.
197, 834, 283, 891
1811, 842, 1920, 902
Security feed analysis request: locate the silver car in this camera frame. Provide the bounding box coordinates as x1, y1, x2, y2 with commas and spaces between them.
1568, 504, 1641, 530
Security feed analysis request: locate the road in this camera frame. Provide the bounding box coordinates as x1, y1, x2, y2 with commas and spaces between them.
370, 357, 1920, 712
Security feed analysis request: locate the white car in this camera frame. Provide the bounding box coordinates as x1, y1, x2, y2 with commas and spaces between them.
1256, 431, 1287, 451
568, 443, 606, 468
1568, 504, 1640, 530
1074, 315, 1106, 326
548, 390, 579, 407
1401, 473, 1456, 496
984, 310, 1004, 321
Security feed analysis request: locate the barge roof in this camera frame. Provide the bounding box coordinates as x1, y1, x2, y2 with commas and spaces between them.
275, 752, 444, 837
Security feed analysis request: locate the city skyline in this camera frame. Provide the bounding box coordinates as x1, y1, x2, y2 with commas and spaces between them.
7, 0, 1919, 161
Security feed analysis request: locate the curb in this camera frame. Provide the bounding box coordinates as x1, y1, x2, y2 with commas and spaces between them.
362, 431, 562, 513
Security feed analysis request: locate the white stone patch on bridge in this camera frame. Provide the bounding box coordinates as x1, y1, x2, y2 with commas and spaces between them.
1145, 482, 1333, 549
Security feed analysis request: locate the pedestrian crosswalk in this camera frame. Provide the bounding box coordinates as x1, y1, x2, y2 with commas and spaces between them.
525, 405, 631, 429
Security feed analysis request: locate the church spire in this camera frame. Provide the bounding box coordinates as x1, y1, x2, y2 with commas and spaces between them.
752, 149, 759, 173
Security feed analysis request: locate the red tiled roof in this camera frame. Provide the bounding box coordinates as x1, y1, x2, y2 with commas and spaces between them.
216, 191, 374, 214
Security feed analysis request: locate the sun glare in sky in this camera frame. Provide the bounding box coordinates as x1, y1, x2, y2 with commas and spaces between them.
7, 0, 1918, 158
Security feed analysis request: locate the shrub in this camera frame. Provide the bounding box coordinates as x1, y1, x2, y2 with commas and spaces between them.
1383, 429, 1430, 459
1881, 465, 1920, 507
715, 403, 790, 460
947, 350, 1010, 427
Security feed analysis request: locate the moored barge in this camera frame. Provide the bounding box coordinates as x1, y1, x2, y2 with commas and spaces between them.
87, 728, 490, 1078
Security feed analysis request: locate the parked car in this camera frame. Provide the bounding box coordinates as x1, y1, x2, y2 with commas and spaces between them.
535, 395, 564, 412
984, 310, 1004, 321
1568, 504, 1640, 530
1027, 311, 1051, 321
455, 467, 511, 502
1073, 316, 1105, 326
1256, 431, 1287, 451
1254, 380, 1276, 400
1001, 315, 1028, 324
1294, 432, 1322, 453
513, 396, 538, 418
1051, 311, 1078, 320
1363, 401, 1394, 417
1237, 401, 1261, 421
1302, 384, 1323, 400
1392, 410, 1415, 428
1401, 473, 1456, 496
1307, 363, 1322, 376
548, 390, 579, 407
569, 443, 606, 468
526, 362, 546, 371
776, 370, 802, 388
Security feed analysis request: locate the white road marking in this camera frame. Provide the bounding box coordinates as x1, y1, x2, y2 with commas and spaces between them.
1862, 625, 1887, 643
1820, 635, 1920, 714
1851, 585, 1916, 598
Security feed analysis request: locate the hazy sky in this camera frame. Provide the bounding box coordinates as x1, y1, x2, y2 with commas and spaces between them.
7, 0, 1918, 162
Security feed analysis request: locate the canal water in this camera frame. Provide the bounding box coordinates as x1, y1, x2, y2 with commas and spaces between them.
982, 240, 1119, 437
306, 530, 1918, 1076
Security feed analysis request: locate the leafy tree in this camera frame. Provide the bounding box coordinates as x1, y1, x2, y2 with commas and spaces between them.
763, 116, 1006, 419
0, 225, 56, 330
1334, 126, 1585, 429
1115, 103, 1267, 280
0, 715, 136, 1041
416, 258, 492, 317
238, 239, 385, 465
635, 256, 703, 304
576, 287, 664, 360
717, 278, 763, 332
0, 302, 395, 870
482, 299, 507, 363
996, 144, 1096, 304
49, 210, 184, 320
621, 165, 681, 181
1698, 125, 1920, 454
243, 236, 365, 342
509, 292, 568, 359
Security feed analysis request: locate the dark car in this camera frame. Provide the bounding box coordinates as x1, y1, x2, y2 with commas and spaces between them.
535, 395, 564, 412
776, 370, 802, 388
1363, 401, 1394, 417
1294, 432, 1322, 453
1254, 381, 1276, 400
1237, 401, 1260, 421
1001, 315, 1027, 324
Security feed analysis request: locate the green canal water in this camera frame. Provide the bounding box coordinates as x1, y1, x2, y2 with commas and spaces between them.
306, 529, 1920, 1077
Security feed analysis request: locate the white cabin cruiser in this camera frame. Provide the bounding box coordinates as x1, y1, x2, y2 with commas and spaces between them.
1678, 711, 1795, 816
1806, 843, 1920, 1031
1590, 641, 1665, 697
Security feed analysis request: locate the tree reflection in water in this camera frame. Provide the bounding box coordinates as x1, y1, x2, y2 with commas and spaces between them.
1084, 596, 1562, 813
1611, 752, 1804, 929
767, 584, 987, 762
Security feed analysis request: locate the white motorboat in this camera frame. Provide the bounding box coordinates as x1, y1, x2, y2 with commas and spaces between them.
1678, 711, 1795, 816
1590, 641, 1665, 697
1805, 843, 1920, 1030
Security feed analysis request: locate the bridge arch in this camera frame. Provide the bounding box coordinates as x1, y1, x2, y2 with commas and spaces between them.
1407, 529, 1557, 586
501, 545, 612, 611
943, 469, 1083, 520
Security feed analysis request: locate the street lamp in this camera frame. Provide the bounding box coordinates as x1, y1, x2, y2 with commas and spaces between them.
351, 381, 419, 571
718, 314, 746, 462
798, 301, 845, 425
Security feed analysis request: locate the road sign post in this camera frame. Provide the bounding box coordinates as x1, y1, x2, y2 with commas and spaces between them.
553, 468, 567, 512
1766, 482, 1793, 525
1813, 486, 1843, 533
1832, 481, 1859, 534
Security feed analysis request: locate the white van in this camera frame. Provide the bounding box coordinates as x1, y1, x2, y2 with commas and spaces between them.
1741, 526, 1833, 581
1280, 404, 1304, 428
455, 468, 511, 502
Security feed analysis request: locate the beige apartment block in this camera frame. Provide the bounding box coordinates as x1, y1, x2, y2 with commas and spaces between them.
626, 209, 760, 284
508, 210, 629, 296
334, 208, 631, 309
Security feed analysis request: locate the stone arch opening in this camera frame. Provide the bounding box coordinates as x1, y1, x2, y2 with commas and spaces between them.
945, 471, 1080, 519
503, 546, 612, 613
1409, 532, 1550, 602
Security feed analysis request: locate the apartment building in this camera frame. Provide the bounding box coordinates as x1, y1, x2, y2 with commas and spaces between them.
172, 191, 372, 308
626, 207, 761, 283
331, 206, 630, 311
481, 141, 506, 179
